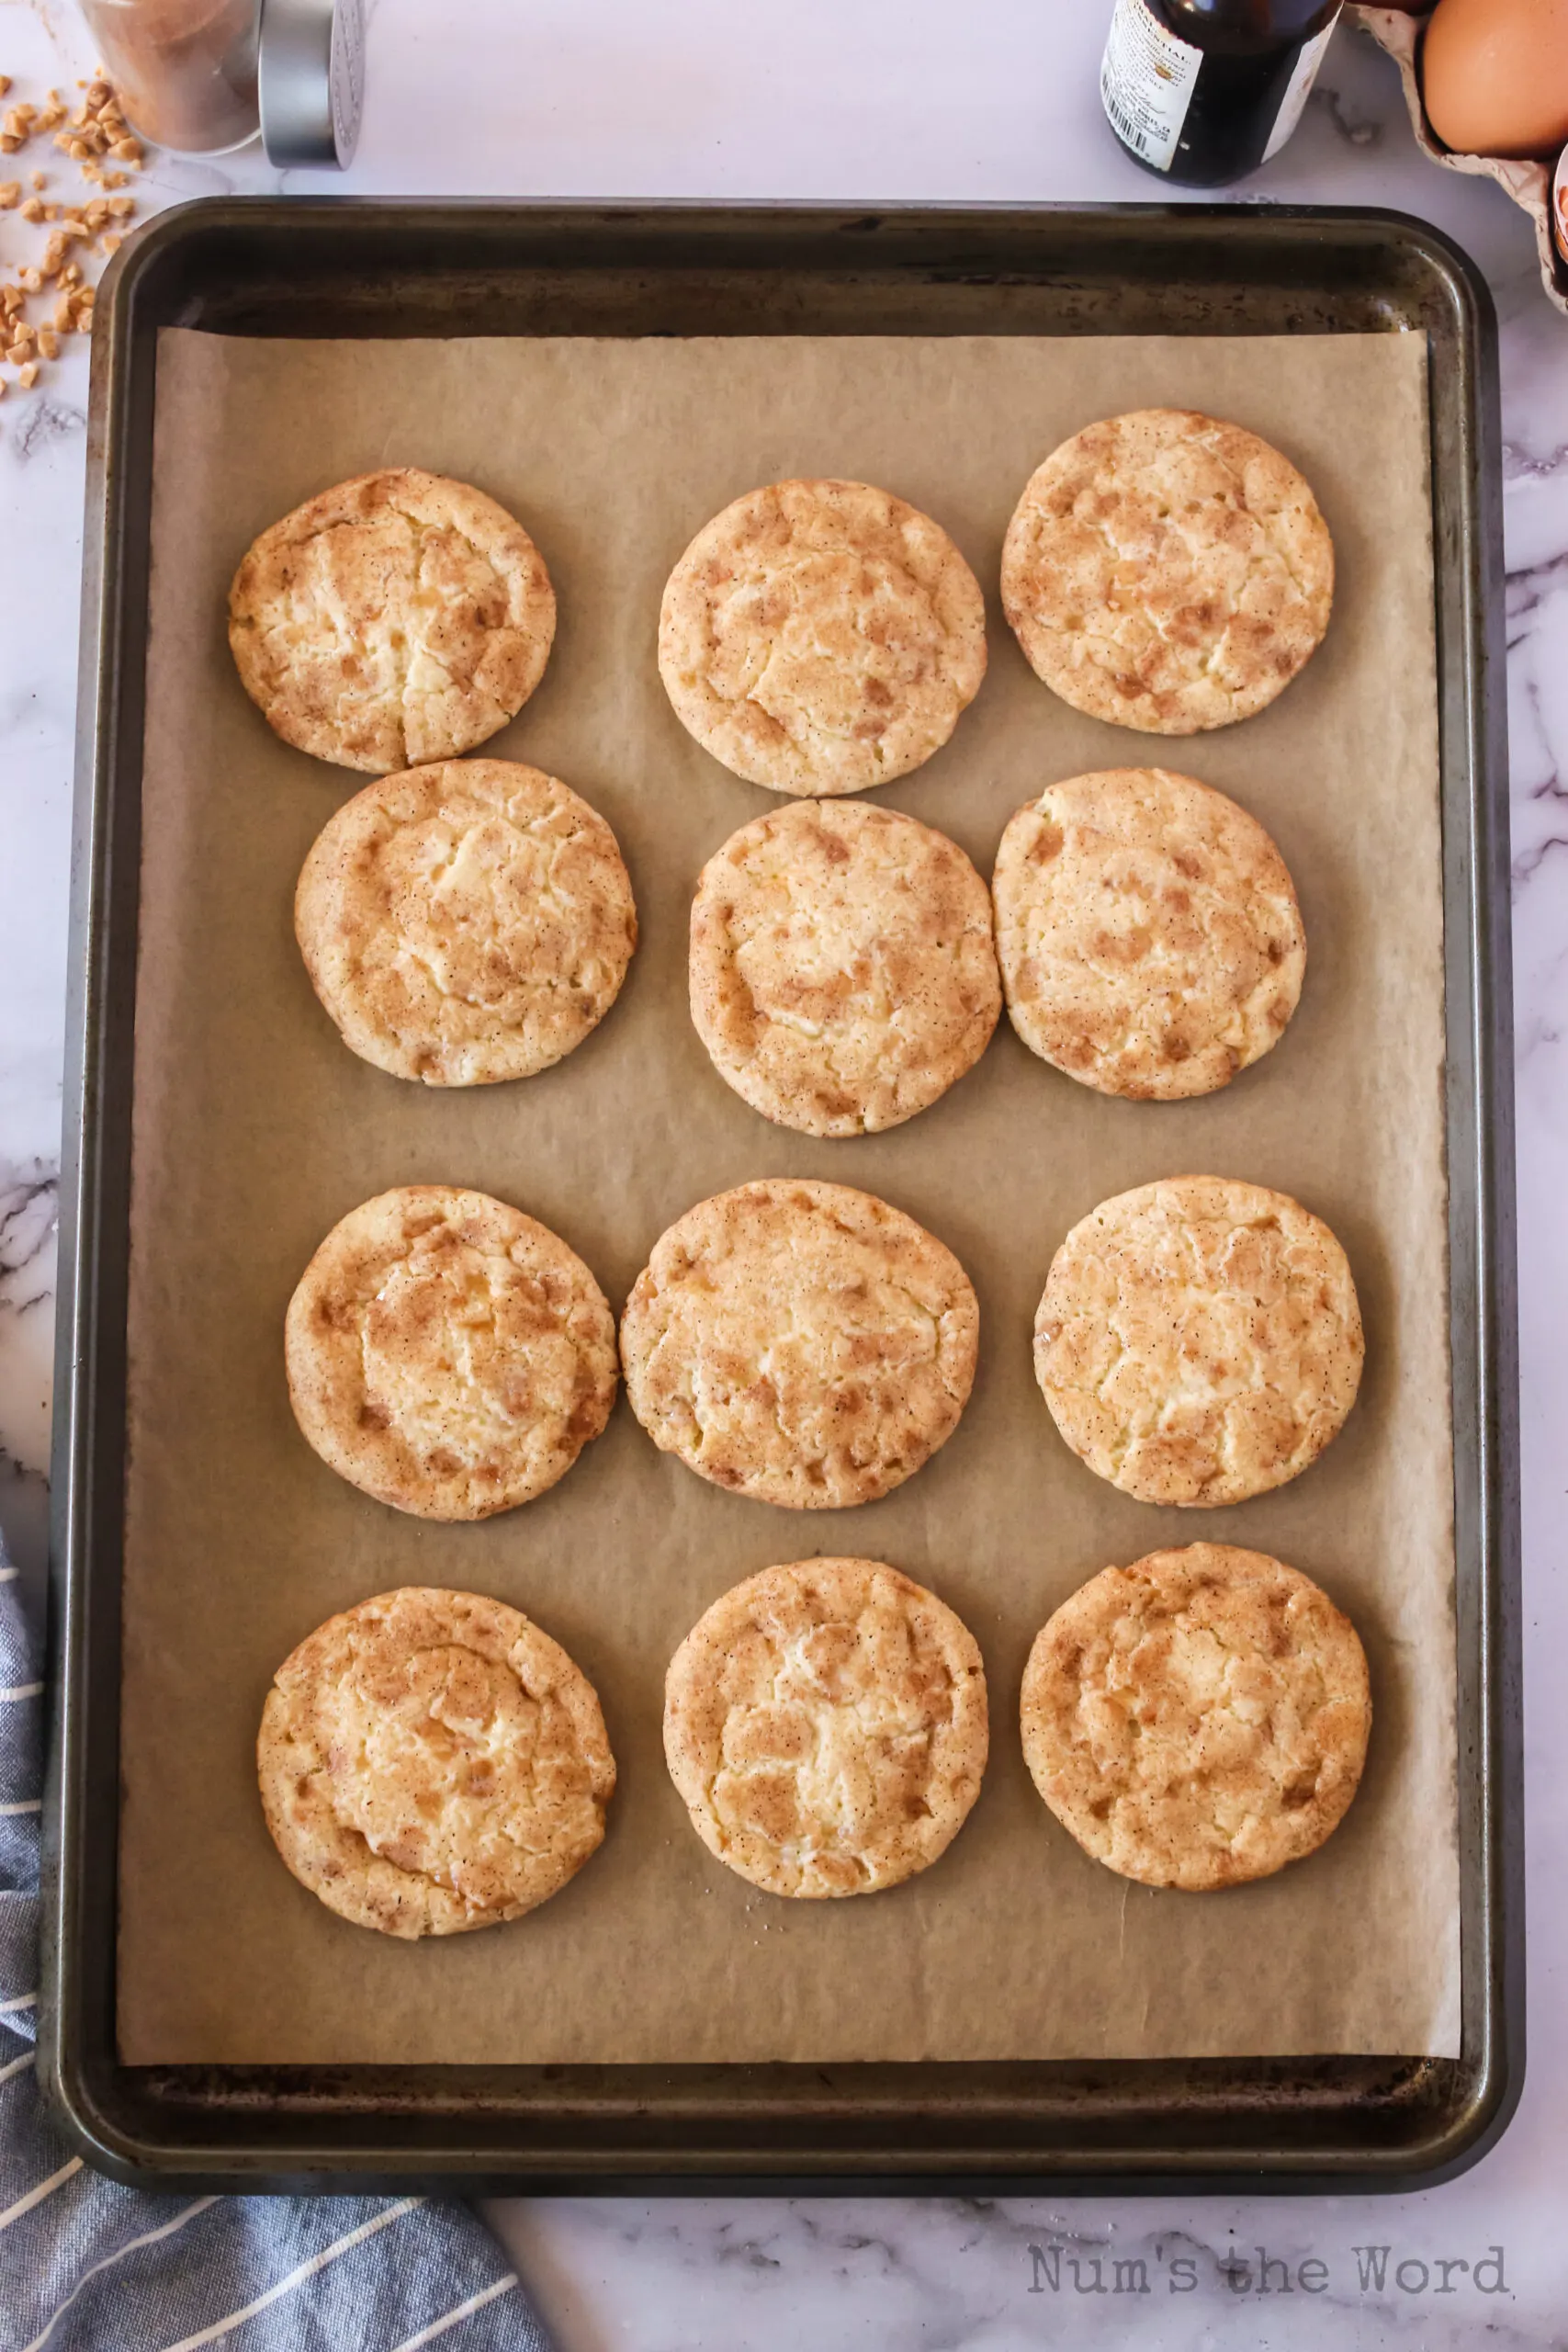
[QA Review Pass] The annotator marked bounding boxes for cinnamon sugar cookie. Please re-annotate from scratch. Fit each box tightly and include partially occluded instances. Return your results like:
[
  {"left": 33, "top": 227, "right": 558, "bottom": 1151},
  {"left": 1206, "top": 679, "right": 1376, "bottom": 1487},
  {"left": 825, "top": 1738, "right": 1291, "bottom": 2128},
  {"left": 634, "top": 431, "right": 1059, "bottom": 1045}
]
[
  {"left": 664, "top": 1557, "right": 987, "bottom": 1896},
  {"left": 992, "top": 766, "right": 1304, "bottom": 1099},
  {"left": 285, "top": 1186, "right": 616, "bottom": 1520},
  {"left": 230, "top": 468, "right": 556, "bottom": 771},
  {"left": 258, "top": 1587, "right": 615, "bottom": 1936},
  {"left": 1000, "top": 411, "right": 1333, "bottom": 733},
  {"left": 659, "top": 478, "right": 987, "bottom": 795},
  {"left": 1021, "top": 1544, "right": 1371, "bottom": 1890},
  {"left": 1034, "top": 1177, "right": 1363, "bottom": 1506},
  {"left": 621, "top": 1179, "right": 978, "bottom": 1509},
  {"left": 295, "top": 759, "right": 636, "bottom": 1085},
  {"left": 690, "top": 798, "right": 999, "bottom": 1134}
]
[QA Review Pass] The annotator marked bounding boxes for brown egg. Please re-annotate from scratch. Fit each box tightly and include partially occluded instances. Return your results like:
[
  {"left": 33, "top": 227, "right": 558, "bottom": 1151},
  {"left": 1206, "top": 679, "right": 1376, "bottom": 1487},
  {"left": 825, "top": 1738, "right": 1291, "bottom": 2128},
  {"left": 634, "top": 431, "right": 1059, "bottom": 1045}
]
[{"left": 1421, "top": 0, "right": 1568, "bottom": 159}]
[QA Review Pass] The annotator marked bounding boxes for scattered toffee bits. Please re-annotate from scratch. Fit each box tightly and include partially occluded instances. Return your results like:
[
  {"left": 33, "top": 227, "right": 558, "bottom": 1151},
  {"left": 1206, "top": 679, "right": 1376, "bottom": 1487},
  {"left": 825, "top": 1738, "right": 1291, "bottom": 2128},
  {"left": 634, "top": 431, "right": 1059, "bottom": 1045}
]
[{"left": 0, "top": 72, "right": 141, "bottom": 409}]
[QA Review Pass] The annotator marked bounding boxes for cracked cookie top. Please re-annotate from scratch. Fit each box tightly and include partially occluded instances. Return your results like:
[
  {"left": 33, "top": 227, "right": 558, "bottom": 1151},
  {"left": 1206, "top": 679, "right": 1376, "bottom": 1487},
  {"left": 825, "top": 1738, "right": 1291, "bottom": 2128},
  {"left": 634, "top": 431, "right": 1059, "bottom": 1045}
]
[
  {"left": 258, "top": 1587, "right": 615, "bottom": 1937},
  {"left": 229, "top": 467, "right": 557, "bottom": 772},
  {"left": 664, "top": 1556, "right": 988, "bottom": 1897},
  {"left": 1020, "top": 1544, "right": 1371, "bottom": 1891},
  {"left": 658, "top": 478, "right": 987, "bottom": 797},
  {"left": 621, "top": 1179, "right": 979, "bottom": 1510},
  {"left": 1000, "top": 411, "right": 1334, "bottom": 735},
  {"left": 1034, "top": 1176, "right": 1363, "bottom": 1508},
  {"left": 285, "top": 1185, "right": 617, "bottom": 1521},
  {"left": 992, "top": 766, "right": 1305, "bottom": 1101},
  {"left": 295, "top": 758, "right": 637, "bottom": 1086},
  {"left": 689, "top": 798, "right": 1000, "bottom": 1136}
]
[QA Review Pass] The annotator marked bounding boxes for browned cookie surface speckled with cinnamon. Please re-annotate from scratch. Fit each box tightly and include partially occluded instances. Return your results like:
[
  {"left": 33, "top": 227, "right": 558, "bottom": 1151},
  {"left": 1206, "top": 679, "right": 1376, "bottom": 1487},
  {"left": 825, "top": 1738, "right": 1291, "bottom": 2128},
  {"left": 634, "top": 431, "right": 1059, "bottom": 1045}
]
[
  {"left": 993, "top": 766, "right": 1304, "bottom": 1099},
  {"left": 1000, "top": 411, "right": 1333, "bottom": 734},
  {"left": 690, "top": 798, "right": 999, "bottom": 1135},
  {"left": 258, "top": 1587, "right": 615, "bottom": 1936},
  {"left": 621, "top": 1179, "right": 978, "bottom": 1509},
  {"left": 230, "top": 467, "right": 556, "bottom": 771},
  {"left": 285, "top": 1185, "right": 616, "bottom": 1520},
  {"left": 1034, "top": 1176, "right": 1363, "bottom": 1507},
  {"left": 665, "top": 1557, "right": 987, "bottom": 1896},
  {"left": 659, "top": 478, "right": 987, "bottom": 795},
  {"left": 1021, "top": 1544, "right": 1371, "bottom": 1890},
  {"left": 295, "top": 759, "right": 636, "bottom": 1085}
]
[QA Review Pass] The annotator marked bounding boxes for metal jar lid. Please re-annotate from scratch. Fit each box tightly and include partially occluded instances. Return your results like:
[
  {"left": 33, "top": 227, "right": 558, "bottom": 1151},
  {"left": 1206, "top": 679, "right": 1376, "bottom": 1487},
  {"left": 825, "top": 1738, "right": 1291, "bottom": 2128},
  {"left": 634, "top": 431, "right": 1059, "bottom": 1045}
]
[{"left": 258, "top": 0, "right": 365, "bottom": 168}]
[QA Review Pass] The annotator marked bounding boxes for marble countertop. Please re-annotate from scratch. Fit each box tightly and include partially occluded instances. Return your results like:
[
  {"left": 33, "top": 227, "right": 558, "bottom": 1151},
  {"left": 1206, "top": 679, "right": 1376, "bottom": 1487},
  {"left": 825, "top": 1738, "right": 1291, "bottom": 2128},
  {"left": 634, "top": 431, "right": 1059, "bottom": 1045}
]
[{"left": 1, "top": 1, "right": 1564, "bottom": 2342}]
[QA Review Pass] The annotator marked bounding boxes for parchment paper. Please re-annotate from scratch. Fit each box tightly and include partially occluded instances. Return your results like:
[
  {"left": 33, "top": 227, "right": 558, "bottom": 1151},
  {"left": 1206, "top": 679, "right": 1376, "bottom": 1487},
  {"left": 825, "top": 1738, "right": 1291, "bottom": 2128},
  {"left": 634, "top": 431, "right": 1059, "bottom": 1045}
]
[{"left": 118, "top": 327, "right": 1459, "bottom": 2064}]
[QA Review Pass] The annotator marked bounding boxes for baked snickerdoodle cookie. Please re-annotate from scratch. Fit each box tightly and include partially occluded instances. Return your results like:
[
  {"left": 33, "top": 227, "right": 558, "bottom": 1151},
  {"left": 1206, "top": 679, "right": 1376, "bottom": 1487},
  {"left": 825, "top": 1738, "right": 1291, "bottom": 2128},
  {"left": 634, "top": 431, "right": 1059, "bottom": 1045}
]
[
  {"left": 258, "top": 1586, "right": 615, "bottom": 1936},
  {"left": 1034, "top": 1176, "right": 1363, "bottom": 1507},
  {"left": 295, "top": 759, "right": 636, "bottom": 1085},
  {"left": 689, "top": 797, "right": 999, "bottom": 1134},
  {"left": 230, "top": 467, "right": 556, "bottom": 771},
  {"left": 285, "top": 1186, "right": 616, "bottom": 1520},
  {"left": 1020, "top": 1544, "right": 1371, "bottom": 1891},
  {"left": 659, "top": 478, "right": 987, "bottom": 795},
  {"left": 1000, "top": 410, "right": 1333, "bottom": 733},
  {"left": 664, "top": 1556, "right": 987, "bottom": 1896},
  {"left": 621, "top": 1179, "right": 978, "bottom": 1509},
  {"left": 992, "top": 766, "right": 1304, "bottom": 1099}
]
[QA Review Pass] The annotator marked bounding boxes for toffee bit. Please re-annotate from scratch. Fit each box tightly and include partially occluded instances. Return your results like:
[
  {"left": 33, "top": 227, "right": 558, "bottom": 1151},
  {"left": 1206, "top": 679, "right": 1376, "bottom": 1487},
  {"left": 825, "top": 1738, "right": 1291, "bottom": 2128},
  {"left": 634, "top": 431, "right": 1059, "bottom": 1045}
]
[{"left": 0, "top": 70, "right": 139, "bottom": 381}]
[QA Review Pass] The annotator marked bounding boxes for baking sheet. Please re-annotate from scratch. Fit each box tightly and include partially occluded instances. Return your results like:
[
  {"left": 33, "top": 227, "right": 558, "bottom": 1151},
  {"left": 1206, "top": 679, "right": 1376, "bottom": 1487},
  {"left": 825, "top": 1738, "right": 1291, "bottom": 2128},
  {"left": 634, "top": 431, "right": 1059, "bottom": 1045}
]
[{"left": 118, "top": 326, "right": 1458, "bottom": 2065}]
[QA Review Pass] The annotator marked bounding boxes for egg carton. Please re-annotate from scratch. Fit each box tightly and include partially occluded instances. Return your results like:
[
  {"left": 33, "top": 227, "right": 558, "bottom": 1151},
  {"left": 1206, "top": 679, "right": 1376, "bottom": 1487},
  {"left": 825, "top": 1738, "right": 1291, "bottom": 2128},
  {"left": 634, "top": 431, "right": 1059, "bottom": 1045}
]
[{"left": 1350, "top": 4, "right": 1568, "bottom": 316}]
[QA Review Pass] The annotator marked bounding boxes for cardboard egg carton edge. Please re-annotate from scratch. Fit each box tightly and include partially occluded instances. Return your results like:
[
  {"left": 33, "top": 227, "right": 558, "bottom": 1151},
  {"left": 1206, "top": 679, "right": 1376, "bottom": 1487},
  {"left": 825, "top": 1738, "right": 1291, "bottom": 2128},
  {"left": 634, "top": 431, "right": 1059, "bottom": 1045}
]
[{"left": 1349, "top": 4, "right": 1568, "bottom": 317}]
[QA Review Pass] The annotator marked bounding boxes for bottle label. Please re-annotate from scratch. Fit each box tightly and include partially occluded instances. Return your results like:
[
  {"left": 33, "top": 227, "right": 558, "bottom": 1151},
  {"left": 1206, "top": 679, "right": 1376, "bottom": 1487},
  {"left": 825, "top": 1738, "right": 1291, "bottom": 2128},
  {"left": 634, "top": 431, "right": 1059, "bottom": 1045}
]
[
  {"left": 1100, "top": 0, "right": 1202, "bottom": 175},
  {"left": 1262, "top": 14, "right": 1339, "bottom": 162}
]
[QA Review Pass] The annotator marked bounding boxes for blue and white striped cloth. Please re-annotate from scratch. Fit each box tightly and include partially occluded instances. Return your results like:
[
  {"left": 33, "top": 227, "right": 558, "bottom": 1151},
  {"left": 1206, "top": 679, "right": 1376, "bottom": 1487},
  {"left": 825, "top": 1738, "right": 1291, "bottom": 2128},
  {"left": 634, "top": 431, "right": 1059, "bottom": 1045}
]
[{"left": 0, "top": 1535, "right": 553, "bottom": 2352}]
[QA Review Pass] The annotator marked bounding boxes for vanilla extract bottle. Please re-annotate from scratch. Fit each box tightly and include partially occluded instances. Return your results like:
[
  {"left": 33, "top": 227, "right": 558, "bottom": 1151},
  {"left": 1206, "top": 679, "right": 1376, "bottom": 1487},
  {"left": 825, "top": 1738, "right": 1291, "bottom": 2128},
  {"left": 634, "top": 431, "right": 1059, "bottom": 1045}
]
[{"left": 1100, "top": 0, "right": 1343, "bottom": 187}]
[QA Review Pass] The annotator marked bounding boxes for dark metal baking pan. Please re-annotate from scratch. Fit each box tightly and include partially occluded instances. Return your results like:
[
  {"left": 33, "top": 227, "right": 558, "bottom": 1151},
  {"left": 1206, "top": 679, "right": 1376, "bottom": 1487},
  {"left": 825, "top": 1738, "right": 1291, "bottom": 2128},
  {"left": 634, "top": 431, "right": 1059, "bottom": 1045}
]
[{"left": 39, "top": 200, "right": 1520, "bottom": 2191}]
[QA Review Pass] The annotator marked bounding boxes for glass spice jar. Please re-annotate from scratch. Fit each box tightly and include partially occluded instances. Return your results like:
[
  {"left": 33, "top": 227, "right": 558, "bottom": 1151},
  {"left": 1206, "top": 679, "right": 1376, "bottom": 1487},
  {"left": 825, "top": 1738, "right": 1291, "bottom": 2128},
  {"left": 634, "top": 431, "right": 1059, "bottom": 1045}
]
[{"left": 77, "top": 0, "right": 260, "bottom": 154}]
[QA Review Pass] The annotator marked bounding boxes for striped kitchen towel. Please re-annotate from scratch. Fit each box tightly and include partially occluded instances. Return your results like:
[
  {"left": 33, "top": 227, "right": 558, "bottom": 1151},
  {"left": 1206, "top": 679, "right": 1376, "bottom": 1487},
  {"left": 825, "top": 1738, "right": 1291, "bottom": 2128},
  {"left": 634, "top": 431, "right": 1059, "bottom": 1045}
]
[{"left": 0, "top": 1537, "right": 552, "bottom": 2352}]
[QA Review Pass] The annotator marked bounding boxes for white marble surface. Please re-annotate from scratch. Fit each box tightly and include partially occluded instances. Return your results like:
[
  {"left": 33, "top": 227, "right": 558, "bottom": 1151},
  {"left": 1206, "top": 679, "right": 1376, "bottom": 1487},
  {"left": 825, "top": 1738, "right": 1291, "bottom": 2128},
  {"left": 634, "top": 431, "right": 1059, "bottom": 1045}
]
[{"left": 1, "top": 0, "right": 1564, "bottom": 2341}]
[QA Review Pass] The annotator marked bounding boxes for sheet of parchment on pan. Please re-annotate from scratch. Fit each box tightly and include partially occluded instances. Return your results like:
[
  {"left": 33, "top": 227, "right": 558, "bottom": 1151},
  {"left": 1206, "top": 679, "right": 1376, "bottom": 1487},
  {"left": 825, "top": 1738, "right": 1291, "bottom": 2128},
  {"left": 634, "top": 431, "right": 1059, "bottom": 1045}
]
[{"left": 117, "top": 327, "right": 1458, "bottom": 2064}]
